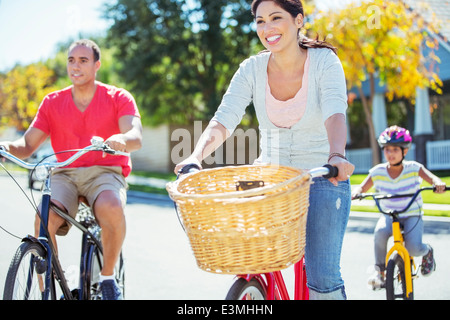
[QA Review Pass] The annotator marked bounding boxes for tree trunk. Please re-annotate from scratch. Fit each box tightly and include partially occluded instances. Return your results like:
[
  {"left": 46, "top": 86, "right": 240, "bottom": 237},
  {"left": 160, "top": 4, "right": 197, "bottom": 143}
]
[{"left": 357, "top": 86, "right": 380, "bottom": 166}]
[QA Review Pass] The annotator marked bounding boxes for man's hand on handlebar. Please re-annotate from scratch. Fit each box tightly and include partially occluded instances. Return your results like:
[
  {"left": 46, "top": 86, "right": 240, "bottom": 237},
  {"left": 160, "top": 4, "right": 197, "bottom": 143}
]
[{"left": 103, "top": 135, "right": 127, "bottom": 157}]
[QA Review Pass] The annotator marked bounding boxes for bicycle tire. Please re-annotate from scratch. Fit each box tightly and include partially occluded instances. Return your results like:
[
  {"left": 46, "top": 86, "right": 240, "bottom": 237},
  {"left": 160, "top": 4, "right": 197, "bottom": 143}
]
[
  {"left": 84, "top": 244, "right": 125, "bottom": 300},
  {"left": 225, "top": 278, "right": 267, "bottom": 300},
  {"left": 386, "top": 254, "right": 414, "bottom": 300},
  {"left": 3, "top": 241, "right": 55, "bottom": 300}
]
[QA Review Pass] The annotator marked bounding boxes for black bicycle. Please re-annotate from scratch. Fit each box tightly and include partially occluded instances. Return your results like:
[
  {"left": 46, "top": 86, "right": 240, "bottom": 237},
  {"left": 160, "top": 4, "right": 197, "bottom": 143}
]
[{"left": 1, "top": 137, "right": 127, "bottom": 300}]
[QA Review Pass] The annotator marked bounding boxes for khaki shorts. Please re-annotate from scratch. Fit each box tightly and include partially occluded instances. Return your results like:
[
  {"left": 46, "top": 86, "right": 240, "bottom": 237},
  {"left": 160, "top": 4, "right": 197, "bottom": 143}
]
[{"left": 49, "top": 166, "right": 128, "bottom": 236}]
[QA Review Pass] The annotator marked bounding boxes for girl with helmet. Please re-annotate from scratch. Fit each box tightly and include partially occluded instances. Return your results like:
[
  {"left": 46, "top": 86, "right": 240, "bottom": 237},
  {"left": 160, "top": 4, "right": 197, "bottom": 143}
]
[{"left": 352, "top": 125, "right": 446, "bottom": 290}]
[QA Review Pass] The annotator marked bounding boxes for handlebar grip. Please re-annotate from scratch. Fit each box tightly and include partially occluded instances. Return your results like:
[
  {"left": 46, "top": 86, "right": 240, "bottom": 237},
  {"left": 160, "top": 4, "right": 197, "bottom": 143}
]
[
  {"left": 178, "top": 163, "right": 201, "bottom": 175},
  {"left": 0, "top": 146, "right": 6, "bottom": 159},
  {"left": 322, "top": 164, "right": 339, "bottom": 179}
]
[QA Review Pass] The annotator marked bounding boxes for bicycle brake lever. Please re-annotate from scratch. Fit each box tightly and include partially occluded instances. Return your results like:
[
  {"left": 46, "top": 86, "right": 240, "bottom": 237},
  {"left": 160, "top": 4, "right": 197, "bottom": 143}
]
[{"left": 102, "top": 144, "right": 117, "bottom": 155}]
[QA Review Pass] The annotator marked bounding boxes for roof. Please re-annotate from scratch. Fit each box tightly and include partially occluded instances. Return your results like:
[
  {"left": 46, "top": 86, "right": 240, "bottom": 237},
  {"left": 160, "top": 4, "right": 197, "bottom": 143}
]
[{"left": 404, "top": 0, "right": 450, "bottom": 44}]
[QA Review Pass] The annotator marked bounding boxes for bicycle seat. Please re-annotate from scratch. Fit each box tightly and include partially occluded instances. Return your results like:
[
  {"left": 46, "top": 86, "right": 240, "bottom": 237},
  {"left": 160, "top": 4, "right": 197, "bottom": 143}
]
[{"left": 78, "top": 196, "right": 90, "bottom": 207}]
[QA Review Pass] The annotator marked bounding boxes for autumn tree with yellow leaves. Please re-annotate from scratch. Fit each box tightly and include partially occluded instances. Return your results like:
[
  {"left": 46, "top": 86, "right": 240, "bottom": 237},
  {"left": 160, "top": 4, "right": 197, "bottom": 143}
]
[
  {"left": 309, "top": 0, "right": 442, "bottom": 164},
  {"left": 0, "top": 63, "right": 58, "bottom": 131}
]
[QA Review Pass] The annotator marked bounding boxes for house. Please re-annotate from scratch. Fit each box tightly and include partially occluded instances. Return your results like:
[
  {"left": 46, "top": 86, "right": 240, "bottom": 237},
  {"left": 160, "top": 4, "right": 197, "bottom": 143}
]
[{"left": 347, "top": 0, "right": 450, "bottom": 172}]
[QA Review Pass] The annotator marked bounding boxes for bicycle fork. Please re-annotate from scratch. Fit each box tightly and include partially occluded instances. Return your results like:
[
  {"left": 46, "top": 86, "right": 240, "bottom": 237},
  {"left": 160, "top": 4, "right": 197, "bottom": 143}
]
[
  {"left": 267, "top": 258, "right": 308, "bottom": 300},
  {"left": 241, "top": 258, "right": 309, "bottom": 300},
  {"left": 36, "top": 190, "right": 73, "bottom": 299},
  {"left": 386, "top": 221, "right": 413, "bottom": 299}
]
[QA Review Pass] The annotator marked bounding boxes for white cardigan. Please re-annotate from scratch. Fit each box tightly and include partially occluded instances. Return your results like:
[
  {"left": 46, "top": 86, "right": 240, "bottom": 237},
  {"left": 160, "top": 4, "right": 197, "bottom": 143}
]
[{"left": 212, "top": 48, "right": 348, "bottom": 170}]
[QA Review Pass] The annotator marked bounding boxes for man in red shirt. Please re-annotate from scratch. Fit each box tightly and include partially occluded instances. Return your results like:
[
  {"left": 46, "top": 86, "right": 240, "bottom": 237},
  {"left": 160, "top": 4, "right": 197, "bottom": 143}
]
[{"left": 0, "top": 39, "right": 142, "bottom": 300}]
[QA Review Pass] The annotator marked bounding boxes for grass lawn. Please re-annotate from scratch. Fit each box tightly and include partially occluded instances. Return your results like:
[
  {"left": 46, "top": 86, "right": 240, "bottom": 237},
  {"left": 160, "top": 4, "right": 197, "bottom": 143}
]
[
  {"left": 350, "top": 174, "right": 450, "bottom": 205},
  {"left": 348, "top": 174, "right": 449, "bottom": 218}
]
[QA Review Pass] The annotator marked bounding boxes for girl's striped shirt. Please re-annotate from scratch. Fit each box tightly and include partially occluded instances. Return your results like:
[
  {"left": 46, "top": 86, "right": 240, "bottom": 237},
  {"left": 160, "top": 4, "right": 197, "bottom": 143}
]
[{"left": 369, "top": 161, "right": 424, "bottom": 217}]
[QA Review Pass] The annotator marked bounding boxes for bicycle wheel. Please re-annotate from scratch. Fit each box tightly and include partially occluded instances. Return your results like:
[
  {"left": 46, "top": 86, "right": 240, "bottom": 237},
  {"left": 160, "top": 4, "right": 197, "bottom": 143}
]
[
  {"left": 3, "top": 241, "right": 55, "bottom": 300},
  {"left": 386, "top": 254, "right": 413, "bottom": 300},
  {"left": 225, "top": 278, "right": 266, "bottom": 300},
  {"left": 84, "top": 244, "right": 125, "bottom": 300}
]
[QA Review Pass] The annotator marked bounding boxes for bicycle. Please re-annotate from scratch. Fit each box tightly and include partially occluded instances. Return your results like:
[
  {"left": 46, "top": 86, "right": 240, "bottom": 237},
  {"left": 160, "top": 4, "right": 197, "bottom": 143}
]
[
  {"left": 352, "top": 186, "right": 449, "bottom": 300},
  {"left": 1, "top": 137, "right": 128, "bottom": 300},
  {"left": 169, "top": 164, "right": 338, "bottom": 300}
]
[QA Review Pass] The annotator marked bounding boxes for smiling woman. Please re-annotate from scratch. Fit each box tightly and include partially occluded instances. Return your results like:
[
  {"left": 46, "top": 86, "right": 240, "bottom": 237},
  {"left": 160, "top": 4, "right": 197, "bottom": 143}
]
[
  {"left": 251, "top": 0, "right": 337, "bottom": 54},
  {"left": 174, "top": 0, "right": 354, "bottom": 300},
  {"left": 255, "top": 4, "right": 302, "bottom": 52}
]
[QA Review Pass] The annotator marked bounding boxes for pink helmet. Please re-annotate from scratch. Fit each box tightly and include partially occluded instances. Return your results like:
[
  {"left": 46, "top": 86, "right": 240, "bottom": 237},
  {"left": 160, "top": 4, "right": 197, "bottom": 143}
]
[{"left": 378, "top": 126, "right": 412, "bottom": 149}]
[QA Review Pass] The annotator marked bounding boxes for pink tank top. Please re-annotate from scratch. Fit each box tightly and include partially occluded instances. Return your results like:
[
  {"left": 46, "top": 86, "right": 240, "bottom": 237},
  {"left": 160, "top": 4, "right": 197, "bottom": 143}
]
[{"left": 266, "top": 53, "right": 309, "bottom": 128}]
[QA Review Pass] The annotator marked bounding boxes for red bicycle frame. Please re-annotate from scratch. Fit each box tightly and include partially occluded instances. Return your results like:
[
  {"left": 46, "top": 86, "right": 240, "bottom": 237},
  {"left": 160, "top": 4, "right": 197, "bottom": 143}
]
[{"left": 238, "top": 257, "right": 309, "bottom": 300}]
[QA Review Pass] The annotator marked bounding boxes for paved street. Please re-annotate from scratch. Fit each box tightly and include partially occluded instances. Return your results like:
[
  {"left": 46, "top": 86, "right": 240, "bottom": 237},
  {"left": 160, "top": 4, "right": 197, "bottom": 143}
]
[{"left": 1, "top": 174, "right": 449, "bottom": 300}]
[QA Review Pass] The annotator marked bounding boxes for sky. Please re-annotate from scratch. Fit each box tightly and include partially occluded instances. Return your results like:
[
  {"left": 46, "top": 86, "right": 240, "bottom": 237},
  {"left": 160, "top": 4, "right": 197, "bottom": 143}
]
[
  {"left": 0, "top": 0, "right": 350, "bottom": 73},
  {"left": 0, "top": 0, "right": 113, "bottom": 72}
]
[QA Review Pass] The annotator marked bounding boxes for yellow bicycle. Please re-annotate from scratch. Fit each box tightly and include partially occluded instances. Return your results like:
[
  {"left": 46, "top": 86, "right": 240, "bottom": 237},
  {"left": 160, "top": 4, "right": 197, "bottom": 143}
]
[{"left": 353, "top": 186, "right": 448, "bottom": 300}]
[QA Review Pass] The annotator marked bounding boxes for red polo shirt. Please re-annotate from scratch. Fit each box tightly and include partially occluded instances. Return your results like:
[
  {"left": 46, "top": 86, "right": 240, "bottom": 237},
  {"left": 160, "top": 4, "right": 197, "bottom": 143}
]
[{"left": 30, "top": 82, "right": 140, "bottom": 177}]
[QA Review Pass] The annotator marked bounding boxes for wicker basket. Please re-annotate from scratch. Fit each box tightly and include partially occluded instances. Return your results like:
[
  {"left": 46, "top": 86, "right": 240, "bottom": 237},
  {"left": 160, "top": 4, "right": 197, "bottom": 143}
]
[{"left": 166, "top": 165, "right": 311, "bottom": 274}]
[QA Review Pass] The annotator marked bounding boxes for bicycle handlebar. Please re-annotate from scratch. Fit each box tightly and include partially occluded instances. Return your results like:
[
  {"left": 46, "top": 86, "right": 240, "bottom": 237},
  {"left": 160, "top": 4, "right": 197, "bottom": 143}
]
[
  {"left": 0, "top": 136, "right": 129, "bottom": 171},
  {"left": 309, "top": 164, "right": 339, "bottom": 179},
  {"left": 353, "top": 186, "right": 449, "bottom": 215},
  {"left": 177, "top": 163, "right": 201, "bottom": 176},
  {"left": 177, "top": 163, "right": 339, "bottom": 179}
]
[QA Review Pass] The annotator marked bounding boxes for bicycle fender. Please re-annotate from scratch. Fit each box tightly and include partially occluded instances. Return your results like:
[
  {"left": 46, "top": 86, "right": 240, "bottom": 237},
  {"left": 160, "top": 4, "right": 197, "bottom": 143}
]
[
  {"left": 236, "top": 274, "right": 269, "bottom": 295},
  {"left": 22, "top": 234, "right": 43, "bottom": 244},
  {"left": 236, "top": 274, "right": 263, "bottom": 282},
  {"left": 21, "top": 235, "right": 49, "bottom": 253}
]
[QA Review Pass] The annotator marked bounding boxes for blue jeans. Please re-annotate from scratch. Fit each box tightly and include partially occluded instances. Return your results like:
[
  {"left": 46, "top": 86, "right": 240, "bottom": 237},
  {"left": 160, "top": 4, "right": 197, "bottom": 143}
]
[{"left": 305, "top": 177, "right": 351, "bottom": 300}]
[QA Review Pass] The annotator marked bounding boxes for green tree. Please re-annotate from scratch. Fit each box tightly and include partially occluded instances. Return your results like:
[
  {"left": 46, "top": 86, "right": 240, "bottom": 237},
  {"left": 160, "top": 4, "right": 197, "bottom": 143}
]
[
  {"left": 310, "top": 0, "right": 442, "bottom": 164},
  {"left": 105, "top": 0, "right": 259, "bottom": 126}
]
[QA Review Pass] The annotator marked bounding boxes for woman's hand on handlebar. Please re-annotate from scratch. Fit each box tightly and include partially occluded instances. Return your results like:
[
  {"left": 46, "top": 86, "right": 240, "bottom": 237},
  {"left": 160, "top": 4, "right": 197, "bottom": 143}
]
[{"left": 328, "top": 156, "right": 355, "bottom": 186}]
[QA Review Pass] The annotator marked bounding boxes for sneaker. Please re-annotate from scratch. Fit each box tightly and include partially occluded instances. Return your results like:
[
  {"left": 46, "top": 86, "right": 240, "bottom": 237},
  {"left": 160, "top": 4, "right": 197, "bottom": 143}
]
[
  {"left": 100, "top": 279, "right": 123, "bottom": 300},
  {"left": 368, "top": 271, "right": 385, "bottom": 290},
  {"left": 421, "top": 245, "right": 436, "bottom": 276}
]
